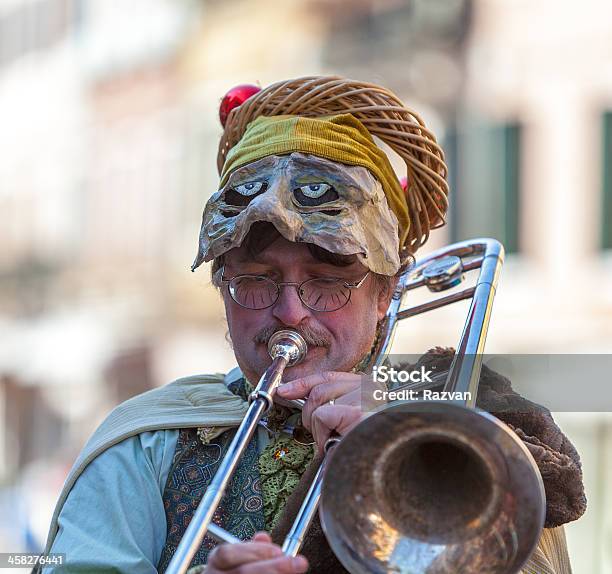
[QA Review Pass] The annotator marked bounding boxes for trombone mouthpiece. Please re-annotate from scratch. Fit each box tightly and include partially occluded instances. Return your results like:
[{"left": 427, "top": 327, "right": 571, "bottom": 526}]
[{"left": 267, "top": 330, "right": 308, "bottom": 366}]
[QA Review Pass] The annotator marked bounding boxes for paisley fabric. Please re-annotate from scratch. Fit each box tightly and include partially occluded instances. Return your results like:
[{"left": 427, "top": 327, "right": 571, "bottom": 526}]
[{"left": 156, "top": 427, "right": 264, "bottom": 572}]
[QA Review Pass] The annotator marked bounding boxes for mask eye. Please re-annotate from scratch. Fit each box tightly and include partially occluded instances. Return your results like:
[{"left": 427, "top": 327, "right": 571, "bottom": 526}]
[
  {"left": 297, "top": 183, "right": 331, "bottom": 198},
  {"left": 293, "top": 183, "right": 339, "bottom": 209},
  {"left": 224, "top": 180, "right": 267, "bottom": 207},
  {"left": 234, "top": 181, "right": 265, "bottom": 196}
]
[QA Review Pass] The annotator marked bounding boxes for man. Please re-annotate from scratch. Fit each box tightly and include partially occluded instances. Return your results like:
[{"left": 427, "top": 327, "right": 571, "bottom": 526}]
[{"left": 39, "top": 77, "right": 585, "bottom": 573}]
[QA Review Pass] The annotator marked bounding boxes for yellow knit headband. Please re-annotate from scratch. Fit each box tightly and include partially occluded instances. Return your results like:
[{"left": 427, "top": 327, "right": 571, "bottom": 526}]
[
  {"left": 219, "top": 113, "right": 411, "bottom": 248},
  {"left": 217, "top": 76, "right": 450, "bottom": 256}
]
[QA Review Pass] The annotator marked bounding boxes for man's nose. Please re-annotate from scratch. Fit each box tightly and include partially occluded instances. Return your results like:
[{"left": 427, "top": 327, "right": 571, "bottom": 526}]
[{"left": 271, "top": 284, "right": 311, "bottom": 327}]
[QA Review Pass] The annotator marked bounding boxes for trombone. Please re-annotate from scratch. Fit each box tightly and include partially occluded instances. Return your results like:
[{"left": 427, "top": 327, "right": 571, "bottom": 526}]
[{"left": 166, "top": 238, "right": 546, "bottom": 574}]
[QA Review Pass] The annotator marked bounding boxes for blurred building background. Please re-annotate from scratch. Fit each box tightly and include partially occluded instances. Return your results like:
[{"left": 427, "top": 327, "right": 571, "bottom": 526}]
[{"left": 0, "top": 0, "right": 611, "bottom": 571}]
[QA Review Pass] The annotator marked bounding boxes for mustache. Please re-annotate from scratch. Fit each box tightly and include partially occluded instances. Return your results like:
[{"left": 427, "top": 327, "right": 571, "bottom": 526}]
[{"left": 254, "top": 324, "right": 332, "bottom": 348}]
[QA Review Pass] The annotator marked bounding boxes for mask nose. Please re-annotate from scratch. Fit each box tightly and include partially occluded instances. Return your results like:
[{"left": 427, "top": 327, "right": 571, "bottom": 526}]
[{"left": 245, "top": 176, "right": 302, "bottom": 232}]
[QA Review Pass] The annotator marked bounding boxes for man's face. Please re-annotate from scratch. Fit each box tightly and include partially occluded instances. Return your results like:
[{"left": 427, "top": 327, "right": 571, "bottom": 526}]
[{"left": 221, "top": 236, "right": 392, "bottom": 384}]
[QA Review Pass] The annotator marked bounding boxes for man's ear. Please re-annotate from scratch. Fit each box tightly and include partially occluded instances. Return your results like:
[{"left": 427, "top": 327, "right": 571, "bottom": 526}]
[{"left": 376, "top": 275, "right": 399, "bottom": 321}]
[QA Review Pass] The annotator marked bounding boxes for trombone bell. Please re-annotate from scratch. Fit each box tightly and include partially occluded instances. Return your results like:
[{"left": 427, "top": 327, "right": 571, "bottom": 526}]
[{"left": 320, "top": 402, "right": 546, "bottom": 574}]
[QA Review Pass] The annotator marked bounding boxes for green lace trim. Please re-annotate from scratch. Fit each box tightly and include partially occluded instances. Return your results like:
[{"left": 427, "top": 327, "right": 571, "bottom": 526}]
[
  {"left": 242, "top": 379, "right": 315, "bottom": 530},
  {"left": 259, "top": 434, "right": 315, "bottom": 530}
]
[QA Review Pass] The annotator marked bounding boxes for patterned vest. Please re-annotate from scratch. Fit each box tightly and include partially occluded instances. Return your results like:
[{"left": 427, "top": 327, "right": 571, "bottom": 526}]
[{"left": 156, "top": 379, "right": 265, "bottom": 572}]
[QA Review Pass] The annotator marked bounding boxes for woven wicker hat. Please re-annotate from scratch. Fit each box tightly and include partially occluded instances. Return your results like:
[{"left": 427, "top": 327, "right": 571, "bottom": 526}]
[{"left": 192, "top": 76, "right": 449, "bottom": 274}]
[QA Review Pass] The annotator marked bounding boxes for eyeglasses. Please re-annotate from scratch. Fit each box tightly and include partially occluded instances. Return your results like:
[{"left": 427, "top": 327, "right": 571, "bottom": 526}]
[{"left": 220, "top": 267, "right": 371, "bottom": 312}]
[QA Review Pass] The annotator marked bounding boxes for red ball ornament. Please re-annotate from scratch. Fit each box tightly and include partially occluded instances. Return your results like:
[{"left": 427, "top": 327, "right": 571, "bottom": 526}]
[{"left": 219, "top": 84, "right": 261, "bottom": 127}]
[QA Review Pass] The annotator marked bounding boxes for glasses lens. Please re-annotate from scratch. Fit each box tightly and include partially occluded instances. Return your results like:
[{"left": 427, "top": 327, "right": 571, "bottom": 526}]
[
  {"left": 300, "top": 278, "right": 351, "bottom": 312},
  {"left": 229, "top": 276, "right": 278, "bottom": 309}
]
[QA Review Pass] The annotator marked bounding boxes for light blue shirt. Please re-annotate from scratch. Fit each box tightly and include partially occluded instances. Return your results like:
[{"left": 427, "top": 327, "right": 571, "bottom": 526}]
[
  {"left": 49, "top": 429, "right": 179, "bottom": 573},
  {"left": 47, "top": 368, "right": 280, "bottom": 573}
]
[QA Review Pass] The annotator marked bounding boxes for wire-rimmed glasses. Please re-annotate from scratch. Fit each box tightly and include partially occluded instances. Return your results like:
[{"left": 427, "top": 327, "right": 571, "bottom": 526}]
[{"left": 220, "top": 267, "right": 371, "bottom": 312}]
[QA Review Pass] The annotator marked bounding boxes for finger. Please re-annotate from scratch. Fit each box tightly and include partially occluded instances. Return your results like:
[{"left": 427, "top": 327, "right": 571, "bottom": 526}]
[
  {"left": 251, "top": 532, "right": 272, "bottom": 543},
  {"left": 226, "top": 555, "right": 308, "bottom": 574},
  {"left": 301, "top": 380, "right": 361, "bottom": 430},
  {"left": 336, "top": 387, "right": 362, "bottom": 406},
  {"left": 311, "top": 404, "right": 363, "bottom": 455},
  {"left": 277, "top": 372, "right": 359, "bottom": 399},
  {"left": 208, "top": 540, "right": 283, "bottom": 569}
]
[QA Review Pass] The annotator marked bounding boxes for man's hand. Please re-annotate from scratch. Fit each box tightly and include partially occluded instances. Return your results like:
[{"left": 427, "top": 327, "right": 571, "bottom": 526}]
[
  {"left": 277, "top": 372, "right": 372, "bottom": 453},
  {"left": 206, "top": 532, "right": 308, "bottom": 573}
]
